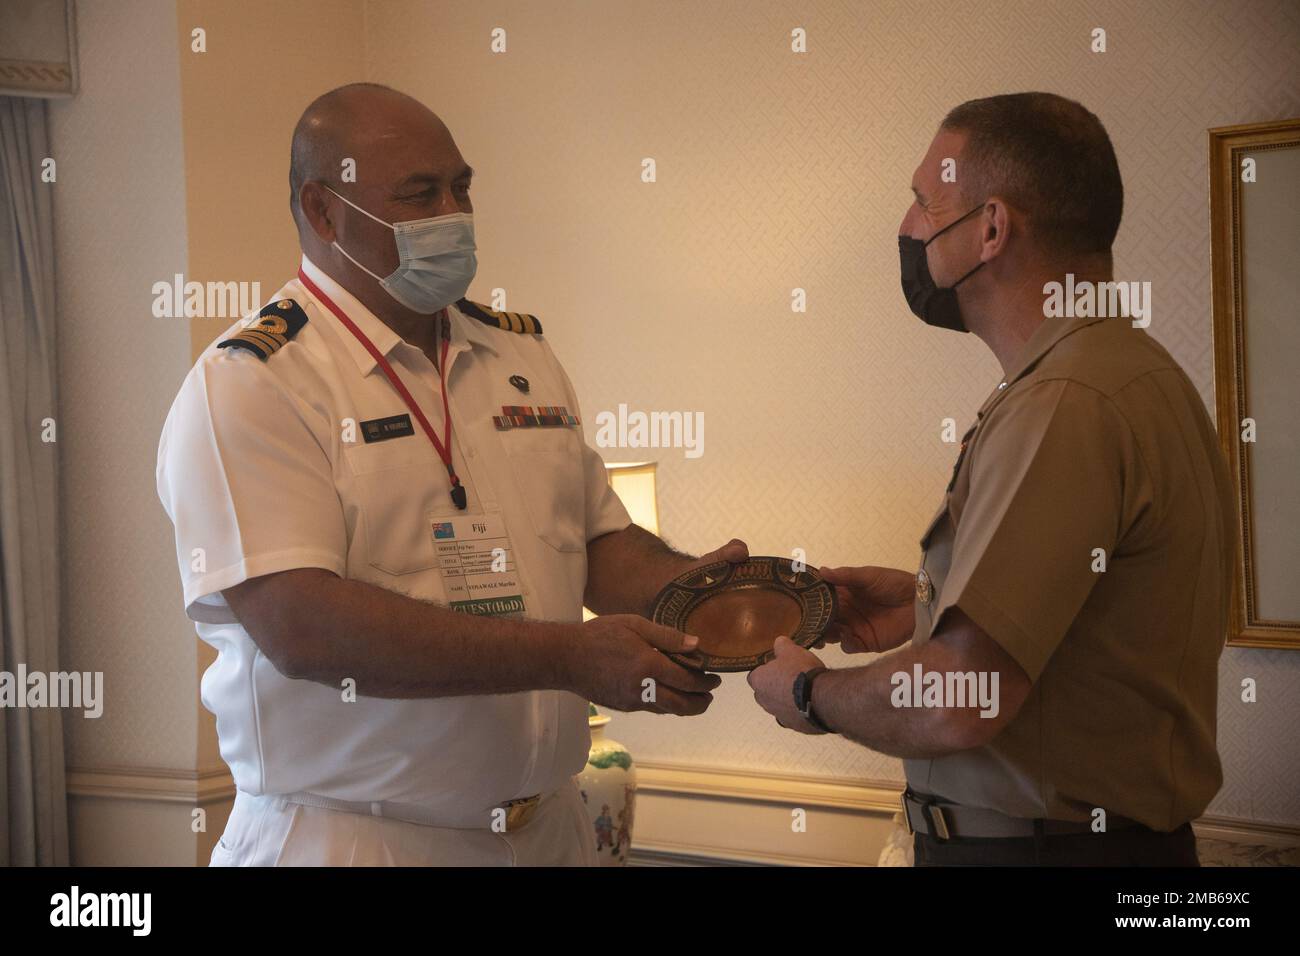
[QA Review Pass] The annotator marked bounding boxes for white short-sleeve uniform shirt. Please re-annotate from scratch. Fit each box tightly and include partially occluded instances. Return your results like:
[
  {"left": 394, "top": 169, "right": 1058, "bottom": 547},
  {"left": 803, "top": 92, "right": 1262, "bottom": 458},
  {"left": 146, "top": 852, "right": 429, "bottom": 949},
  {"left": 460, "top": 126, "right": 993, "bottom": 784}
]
[{"left": 156, "top": 255, "right": 630, "bottom": 820}]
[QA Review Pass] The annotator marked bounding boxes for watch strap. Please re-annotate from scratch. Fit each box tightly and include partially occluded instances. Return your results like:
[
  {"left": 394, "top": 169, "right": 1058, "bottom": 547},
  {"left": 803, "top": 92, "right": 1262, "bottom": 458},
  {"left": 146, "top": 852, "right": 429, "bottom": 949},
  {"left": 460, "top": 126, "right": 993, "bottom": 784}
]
[{"left": 794, "top": 666, "right": 831, "bottom": 733}]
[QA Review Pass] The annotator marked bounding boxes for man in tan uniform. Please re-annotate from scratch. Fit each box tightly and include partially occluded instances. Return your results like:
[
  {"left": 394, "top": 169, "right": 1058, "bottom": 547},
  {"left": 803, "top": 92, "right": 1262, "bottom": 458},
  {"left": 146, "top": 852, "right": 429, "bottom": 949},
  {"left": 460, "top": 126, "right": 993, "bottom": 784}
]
[{"left": 749, "top": 92, "right": 1234, "bottom": 866}]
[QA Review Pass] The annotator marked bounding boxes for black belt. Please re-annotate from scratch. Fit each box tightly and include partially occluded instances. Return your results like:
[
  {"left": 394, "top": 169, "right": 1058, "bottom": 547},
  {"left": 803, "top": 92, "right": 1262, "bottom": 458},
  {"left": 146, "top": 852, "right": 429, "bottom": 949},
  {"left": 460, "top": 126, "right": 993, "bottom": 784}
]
[{"left": 902, "top": 787, "right": 1142, "bottom": 841}]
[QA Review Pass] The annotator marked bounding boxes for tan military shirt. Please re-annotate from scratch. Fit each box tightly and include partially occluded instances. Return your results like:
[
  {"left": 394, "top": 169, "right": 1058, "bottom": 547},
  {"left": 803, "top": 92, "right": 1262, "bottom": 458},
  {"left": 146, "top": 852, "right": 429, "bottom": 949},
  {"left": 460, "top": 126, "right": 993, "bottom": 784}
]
[{"left": 904, "top": 312, "right": 1234, "bottom": 831}]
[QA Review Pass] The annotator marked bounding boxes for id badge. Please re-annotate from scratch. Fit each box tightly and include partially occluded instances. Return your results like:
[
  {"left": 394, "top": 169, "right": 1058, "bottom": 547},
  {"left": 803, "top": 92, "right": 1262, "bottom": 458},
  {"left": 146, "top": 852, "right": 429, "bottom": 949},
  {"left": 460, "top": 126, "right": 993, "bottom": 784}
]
[{"left": 430, "top": 512, "right": 527, "bottom": 617}]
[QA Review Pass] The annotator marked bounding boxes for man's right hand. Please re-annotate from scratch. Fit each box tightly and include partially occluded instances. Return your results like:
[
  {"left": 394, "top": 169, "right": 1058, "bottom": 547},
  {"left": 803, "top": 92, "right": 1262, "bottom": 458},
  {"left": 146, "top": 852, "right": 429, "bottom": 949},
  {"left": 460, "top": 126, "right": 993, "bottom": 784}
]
[
  {"left": 818, "top": 565, "right": 917, "bottom": 654},
  {"left": 561, "top": 615, "right": 721, "bottom": 715}
]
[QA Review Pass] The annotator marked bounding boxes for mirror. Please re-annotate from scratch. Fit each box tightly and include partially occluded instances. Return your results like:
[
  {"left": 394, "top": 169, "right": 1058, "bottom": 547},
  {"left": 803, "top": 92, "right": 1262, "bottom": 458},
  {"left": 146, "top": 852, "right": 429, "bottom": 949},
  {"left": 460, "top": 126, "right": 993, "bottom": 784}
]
[{"left": 1209, "top": 117, "right": 1300, "bottom": 648}]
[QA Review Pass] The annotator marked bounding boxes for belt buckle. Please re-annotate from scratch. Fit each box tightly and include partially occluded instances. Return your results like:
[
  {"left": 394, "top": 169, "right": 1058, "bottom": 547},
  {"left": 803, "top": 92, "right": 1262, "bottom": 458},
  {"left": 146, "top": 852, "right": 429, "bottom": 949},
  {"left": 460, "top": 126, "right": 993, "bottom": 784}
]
[
  {"left": 903, "top": 788, "right": 952, "bottom": 841},
  {"left": 924, "top": 802, "right": 952, "bottom": 841},
  {"left": 502, "top": 794, "right": 541, "bottom": 831}
]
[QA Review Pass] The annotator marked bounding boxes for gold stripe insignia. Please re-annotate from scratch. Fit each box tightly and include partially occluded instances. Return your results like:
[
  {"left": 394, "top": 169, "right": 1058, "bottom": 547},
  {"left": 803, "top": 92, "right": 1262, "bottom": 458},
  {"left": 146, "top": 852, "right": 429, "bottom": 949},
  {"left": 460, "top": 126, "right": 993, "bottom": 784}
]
[
  {"left": 218, "top": 297, "right": 309, "bottom": 360},
  {"left": 240, "top": 329, "right": 285, "bottom": 351},
  {"left": 456, "top": 298, "right": 543, "bottom": 335}
]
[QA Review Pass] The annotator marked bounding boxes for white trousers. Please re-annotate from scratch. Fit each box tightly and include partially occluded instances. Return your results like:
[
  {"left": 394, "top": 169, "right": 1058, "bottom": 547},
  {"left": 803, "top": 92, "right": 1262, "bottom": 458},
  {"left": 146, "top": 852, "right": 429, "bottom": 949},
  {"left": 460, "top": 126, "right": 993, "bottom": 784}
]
[{"left": 210, "top": 778, "right": 598, "bottom": 866}]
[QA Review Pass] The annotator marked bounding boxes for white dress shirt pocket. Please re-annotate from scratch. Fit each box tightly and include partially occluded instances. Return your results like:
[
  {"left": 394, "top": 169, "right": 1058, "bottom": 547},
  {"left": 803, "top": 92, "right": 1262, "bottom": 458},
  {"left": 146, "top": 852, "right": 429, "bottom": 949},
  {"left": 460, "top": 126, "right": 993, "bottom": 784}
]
[
  {"left": 499, "top": 428, "right": 587, "bottom": 553},
  {"left": 344, "top": 439, "right": 441, "bottom": 575}
]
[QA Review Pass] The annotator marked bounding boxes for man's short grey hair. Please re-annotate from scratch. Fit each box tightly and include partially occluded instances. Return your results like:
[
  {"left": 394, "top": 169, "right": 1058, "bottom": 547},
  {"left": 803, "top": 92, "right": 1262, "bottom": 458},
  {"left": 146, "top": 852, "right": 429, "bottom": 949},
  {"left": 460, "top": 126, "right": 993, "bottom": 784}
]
[{"left": 941, "top": 92, "right": 1123, "bottom": 259}]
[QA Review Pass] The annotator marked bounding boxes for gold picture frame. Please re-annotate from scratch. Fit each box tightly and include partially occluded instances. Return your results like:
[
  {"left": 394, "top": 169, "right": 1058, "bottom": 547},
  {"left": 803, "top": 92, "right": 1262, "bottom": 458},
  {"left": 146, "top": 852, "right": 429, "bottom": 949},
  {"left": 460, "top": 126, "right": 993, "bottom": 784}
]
[{"left": 1209, "top": 117, "right": 1300, "bottom": 649}]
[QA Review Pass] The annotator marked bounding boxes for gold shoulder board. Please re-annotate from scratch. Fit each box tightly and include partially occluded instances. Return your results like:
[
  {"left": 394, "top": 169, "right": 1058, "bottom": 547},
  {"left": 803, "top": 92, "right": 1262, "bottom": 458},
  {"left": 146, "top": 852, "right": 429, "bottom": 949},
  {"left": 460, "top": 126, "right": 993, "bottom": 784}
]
[
  {"left": 218, "top": 298, "right": 309, "bottom": 360},
  {"left": 456, "top": 298, "right": 543, "bottom": 335}
]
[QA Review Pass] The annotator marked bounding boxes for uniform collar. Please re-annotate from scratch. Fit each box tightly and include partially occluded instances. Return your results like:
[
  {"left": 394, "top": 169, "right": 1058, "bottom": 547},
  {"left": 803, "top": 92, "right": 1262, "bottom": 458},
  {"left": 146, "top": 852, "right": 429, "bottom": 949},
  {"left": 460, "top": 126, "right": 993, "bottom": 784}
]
[
  {"left": 298, "top": 255, "right": 502, "bottom": 375},
  {"left": 978, "top": 312, "right": 1110, "bottom": 416},
  {"left": 298, "top": 255, "right": 404, "bottom": 377},
  {"left": 448, "top": 301, "right": 500, "bottom": 356},
  {"left": 1000, "top": 312, "right": 1110, "bottom": 388}
]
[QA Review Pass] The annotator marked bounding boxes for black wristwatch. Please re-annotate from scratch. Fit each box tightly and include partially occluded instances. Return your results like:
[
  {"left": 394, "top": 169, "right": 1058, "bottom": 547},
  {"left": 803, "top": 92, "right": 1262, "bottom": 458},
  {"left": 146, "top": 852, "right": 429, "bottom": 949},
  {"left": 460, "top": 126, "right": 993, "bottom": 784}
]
[{"left": 792, "top": 666, "right": 831, "bottom": 733}]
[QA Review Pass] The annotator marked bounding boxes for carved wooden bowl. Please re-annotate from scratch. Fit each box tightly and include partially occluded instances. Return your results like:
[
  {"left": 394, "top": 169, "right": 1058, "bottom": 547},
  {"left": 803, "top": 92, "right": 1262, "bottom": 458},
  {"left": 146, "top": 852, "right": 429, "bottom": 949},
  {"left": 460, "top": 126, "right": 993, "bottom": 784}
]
[{"left": 650, "top": 556, "right": 837, "bottom": 672}]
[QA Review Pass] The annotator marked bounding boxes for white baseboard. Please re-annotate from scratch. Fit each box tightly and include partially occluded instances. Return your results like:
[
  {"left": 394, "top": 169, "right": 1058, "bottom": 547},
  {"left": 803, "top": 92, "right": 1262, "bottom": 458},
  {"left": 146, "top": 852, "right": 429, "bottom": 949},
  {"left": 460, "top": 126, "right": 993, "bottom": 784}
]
[
  {"left": 63, "top": 762, "right": 1300, "bottom": 867},
  {"left": 66, "top": 765, "right": 236, "bottom": 804},
  {"left": 630, "top": 760, "right": 901, "bottom": 866},
  {"left": 1193, "top": 815, "right": 1300, "bottom": 846},
  {"left": 630, "top": 760, "right": 1300, "bottom": 867},
  {"left": 66, "top": 765, "right": 235, "bottom": 866}
]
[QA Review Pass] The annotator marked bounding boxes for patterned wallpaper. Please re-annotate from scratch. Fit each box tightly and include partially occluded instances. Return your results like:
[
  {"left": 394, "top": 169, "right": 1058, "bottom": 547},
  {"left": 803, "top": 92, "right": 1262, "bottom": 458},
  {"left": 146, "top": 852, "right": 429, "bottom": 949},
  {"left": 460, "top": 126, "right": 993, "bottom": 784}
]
[
  {"left": 369, "top": 0, "right": 1300, "bottom": 826},
  {"left": 50, "top": 0, "right": 198, "bottom": 769}
]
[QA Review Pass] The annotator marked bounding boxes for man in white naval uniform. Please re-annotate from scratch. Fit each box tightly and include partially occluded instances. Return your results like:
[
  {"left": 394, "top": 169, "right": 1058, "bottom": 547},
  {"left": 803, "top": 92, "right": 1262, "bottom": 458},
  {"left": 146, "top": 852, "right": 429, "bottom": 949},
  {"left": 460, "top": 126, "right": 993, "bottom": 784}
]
[{"left": 157, "top": 83, "right": 743, "bottom": 866}]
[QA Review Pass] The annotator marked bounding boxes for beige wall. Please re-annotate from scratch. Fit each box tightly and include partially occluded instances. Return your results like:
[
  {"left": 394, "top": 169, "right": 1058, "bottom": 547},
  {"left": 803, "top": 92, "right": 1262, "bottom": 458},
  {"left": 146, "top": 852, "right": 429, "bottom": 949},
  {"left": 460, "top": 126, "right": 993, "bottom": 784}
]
[
  {"left": 177, "top": 0, "right": 367, "bottom": 365},
  {"left": 49, "top": 0, "right": 365, "bottom": 865},
  {"left": 50, "top": 0, "right": 201, "bottom": 865},
  {"left": 365, "top": 0, "right": 1300, "bottom": 833}
]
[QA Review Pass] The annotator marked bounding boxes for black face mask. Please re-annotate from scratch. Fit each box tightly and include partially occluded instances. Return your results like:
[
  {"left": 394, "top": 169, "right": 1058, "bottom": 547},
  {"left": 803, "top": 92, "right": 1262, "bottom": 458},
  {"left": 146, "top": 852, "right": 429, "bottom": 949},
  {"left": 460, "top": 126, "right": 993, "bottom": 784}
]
[{"left": 898, "top": 204, "right": 985, "bottom": 333}]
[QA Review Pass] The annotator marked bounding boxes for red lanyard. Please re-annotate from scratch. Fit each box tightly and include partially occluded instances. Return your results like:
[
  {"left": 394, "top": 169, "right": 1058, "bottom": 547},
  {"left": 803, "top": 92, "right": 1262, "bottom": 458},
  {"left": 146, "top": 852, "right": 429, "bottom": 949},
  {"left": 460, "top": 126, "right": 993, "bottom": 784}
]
[{"left": 298, "top": 268, "right": 468, "bottom": 510}]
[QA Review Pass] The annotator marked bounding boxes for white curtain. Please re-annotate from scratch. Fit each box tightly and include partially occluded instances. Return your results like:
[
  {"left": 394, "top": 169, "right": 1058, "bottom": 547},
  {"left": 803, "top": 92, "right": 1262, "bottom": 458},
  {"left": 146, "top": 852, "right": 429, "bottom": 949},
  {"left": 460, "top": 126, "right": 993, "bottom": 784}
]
[{"left": 0, "top": 95, "right": 68, "bottom": 866}]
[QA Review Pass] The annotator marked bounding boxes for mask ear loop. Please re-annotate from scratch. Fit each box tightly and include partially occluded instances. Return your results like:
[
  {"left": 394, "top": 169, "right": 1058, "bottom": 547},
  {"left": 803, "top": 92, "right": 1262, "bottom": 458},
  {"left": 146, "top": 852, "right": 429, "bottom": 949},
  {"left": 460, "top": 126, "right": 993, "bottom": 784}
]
[
  {"left": 324, "top": 184, "right": 396, "bottom": 282},
  {"left": 923, "top": 202, "right": 986, "bottom": 247},
  {"left": 951, "top": 260, "right": 985, "bottom": 288},
  {"left": 324, "top": 184, "right": 396, "bottom": 229},
  {"left": 925, "top": 202, "right": 988, "bottom": 289},
  {"left": 332, "top": 239, "right": 386, "bottom": 282}
]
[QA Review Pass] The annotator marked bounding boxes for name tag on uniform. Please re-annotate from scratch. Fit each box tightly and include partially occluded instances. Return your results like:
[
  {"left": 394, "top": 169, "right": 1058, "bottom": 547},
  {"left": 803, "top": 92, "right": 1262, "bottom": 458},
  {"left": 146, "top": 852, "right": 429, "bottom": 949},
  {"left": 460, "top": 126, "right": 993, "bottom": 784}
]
[
  {"left": 361, "top": 413, "right": 415, "bottom": 443},
  {"left": 431, "top": 513, "right": 527, "bottom": 617}
]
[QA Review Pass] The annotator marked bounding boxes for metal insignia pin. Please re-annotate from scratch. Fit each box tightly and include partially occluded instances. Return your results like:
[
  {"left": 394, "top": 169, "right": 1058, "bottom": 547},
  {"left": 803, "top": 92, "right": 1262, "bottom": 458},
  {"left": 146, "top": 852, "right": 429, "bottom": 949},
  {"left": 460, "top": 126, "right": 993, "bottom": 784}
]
[{"left": 509, "top": 374, "right": 530, "bottom": 394}]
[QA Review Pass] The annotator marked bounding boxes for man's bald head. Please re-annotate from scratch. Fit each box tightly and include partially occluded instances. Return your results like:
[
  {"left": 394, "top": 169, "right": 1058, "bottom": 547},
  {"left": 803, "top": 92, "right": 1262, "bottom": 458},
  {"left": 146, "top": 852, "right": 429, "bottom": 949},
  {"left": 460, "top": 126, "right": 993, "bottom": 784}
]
[
  {"left": 288, "top": 83, "right": 474, "bottom": 327},
  {"left": 288, "top": 83, "right": 454, "bottom": 230}
]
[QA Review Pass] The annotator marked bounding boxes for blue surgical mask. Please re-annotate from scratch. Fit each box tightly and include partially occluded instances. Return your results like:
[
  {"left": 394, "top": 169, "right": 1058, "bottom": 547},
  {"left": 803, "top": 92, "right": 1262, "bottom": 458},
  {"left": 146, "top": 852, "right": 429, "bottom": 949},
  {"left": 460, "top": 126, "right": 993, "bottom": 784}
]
[{"left": 327, "top": 185, "right": 477, "bottom": 313}]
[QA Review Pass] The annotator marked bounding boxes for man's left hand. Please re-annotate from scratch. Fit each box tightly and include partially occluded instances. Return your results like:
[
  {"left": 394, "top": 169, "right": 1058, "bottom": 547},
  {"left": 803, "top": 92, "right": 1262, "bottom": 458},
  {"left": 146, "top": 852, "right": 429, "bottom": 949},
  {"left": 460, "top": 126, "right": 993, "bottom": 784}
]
[{"left": 748, "top": 636, "right": 827, "bottom": 734}]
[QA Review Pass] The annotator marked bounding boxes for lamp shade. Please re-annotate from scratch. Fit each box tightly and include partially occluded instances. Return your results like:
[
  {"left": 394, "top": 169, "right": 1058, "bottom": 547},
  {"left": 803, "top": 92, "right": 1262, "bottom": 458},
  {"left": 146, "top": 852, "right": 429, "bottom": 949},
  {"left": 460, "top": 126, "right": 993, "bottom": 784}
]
[
  {"left": 583, "top": 462, "right": 659, "bottom": 622},
  {"left": 604, "top": 461, "right": 659, "bottom": 536}
]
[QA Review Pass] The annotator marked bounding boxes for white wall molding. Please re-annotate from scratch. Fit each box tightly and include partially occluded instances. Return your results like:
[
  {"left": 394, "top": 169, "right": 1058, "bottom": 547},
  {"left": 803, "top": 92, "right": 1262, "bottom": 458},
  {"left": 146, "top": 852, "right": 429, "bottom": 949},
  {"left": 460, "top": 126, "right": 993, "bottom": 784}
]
[
  {"left": 629, "top": 760, "right": 1300, "bottom": 867},
  {"left": 66, "top": 765, "right": 236, "bottom": 866},
  {"left": 631, "top": 760, "right": 899, "bottom": 866},
  {"left": 1194, "top": 814, "right": 1300, "bottom": 846},
  {"left": 64, "top": 765, "right": 234, "bottom": 866},
  {"left": 636, "top": 760, "right": 902, "bottom": 813},
  {"left": 66, "top": 765, "right": 235, "bottom": 806},
  {"left": 65, "top": 761, "right": 1299, "bottom": 866}
]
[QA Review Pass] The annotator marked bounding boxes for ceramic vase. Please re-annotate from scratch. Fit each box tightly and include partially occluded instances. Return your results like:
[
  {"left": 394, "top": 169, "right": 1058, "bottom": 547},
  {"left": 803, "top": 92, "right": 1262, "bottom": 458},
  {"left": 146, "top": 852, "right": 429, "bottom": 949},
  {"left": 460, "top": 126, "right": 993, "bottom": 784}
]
[{"left": 578, "top": 705, "right": 637, "bottom": 865}]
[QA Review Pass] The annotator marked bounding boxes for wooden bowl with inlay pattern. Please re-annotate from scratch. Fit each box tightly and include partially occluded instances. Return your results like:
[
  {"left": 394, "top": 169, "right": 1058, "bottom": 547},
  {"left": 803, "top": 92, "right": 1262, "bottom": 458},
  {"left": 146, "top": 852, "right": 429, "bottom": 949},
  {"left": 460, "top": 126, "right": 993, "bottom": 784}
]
[{"left": 650, "top": 557, "right": 837, "bottom": 672}]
